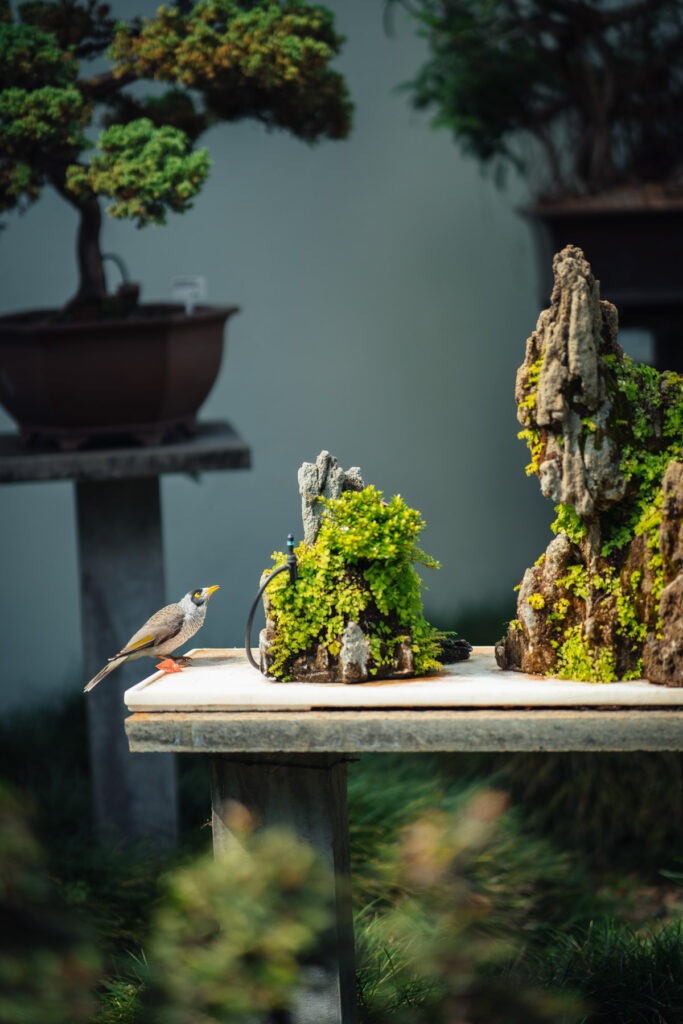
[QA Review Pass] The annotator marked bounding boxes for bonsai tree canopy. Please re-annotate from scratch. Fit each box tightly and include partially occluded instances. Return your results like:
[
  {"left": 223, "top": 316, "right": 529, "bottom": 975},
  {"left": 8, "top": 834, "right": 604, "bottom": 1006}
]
[
  {"left": 0, "top": 0, "right": 353, "bottom": 312},
  {"left": 389, "top": 0, "right": 683, "bottom": 201}
]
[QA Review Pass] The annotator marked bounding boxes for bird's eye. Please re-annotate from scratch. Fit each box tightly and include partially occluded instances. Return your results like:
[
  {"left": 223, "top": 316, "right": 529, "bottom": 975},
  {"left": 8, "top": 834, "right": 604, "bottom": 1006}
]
[{"left": 193, "top": 590, "right": 201, "bottom": 599}]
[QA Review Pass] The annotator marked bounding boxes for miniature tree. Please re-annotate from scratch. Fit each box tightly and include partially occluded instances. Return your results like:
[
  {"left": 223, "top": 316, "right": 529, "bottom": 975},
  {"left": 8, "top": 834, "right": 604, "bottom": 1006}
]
[
  {"left": 0, "top": 0, "right": 352, "bottom": 312},
  {"left": 388, "top": 0, "right": 683, "bottom": 200},
  {"left": 496, "top": 245, "right": 683, "bottom": 684}
]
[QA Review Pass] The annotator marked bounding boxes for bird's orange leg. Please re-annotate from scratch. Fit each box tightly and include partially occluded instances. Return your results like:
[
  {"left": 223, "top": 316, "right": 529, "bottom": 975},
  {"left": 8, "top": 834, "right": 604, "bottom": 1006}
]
[{"left": 156, "top": 658, "right": 184, "bottom": 673}]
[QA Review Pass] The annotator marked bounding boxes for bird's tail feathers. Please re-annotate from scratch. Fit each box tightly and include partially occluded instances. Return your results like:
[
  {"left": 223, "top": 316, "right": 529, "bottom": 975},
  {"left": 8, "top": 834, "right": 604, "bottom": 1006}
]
[{"left": 84, "top": 655, "right": 125, "bottom": 693}]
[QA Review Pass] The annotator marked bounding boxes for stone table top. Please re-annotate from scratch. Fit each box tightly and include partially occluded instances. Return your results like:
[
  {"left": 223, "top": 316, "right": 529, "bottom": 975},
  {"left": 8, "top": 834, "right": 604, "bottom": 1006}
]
[
  {"left": 124, "top": 648, "right": 683, "bottom": 754},
  {"left": 0, "top": 420, "right": 250, "bottom": 482},
  {"left": 124, "top": 646, "right": 683, "bottom": 711}
]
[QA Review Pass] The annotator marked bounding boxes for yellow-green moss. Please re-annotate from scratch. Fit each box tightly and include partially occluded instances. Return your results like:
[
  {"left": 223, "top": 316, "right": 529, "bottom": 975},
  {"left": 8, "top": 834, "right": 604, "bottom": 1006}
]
[
  {"left": 544, "top": 555, "right": 655, "bottom": 680},
  {"left": 519, "top": 349, "right": 683, "bottom": 680},
  {"left": 517, "top": 352, "right": 546, "bottom": 475},
  {"left": 556, "top": 626, "right": 618, "bottom": 683},
  {"left": 551, "top": 503, "right": 587, "bottom": 544}
]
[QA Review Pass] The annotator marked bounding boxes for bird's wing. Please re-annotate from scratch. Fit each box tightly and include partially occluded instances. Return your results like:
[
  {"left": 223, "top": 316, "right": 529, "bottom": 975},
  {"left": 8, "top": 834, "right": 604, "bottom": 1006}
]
[{"left": 114, "top": 604, "right": 185, "bottom": 659}]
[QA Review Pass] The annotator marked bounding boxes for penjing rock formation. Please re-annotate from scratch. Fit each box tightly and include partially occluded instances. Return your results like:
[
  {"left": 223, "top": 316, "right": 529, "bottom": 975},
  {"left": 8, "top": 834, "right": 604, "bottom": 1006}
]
[
  {"left": 258, "top": 452, "right": 470, "bottom": 682},
  {"left": 496, "top": 245, "right": 683, "bottom": 685}
]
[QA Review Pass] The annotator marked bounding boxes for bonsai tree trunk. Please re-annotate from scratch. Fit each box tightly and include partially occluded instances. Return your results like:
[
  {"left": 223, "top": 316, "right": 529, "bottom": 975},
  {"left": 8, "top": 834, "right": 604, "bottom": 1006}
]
[{"left": 57, "top": 190, "right": 107, "bottom": 313}]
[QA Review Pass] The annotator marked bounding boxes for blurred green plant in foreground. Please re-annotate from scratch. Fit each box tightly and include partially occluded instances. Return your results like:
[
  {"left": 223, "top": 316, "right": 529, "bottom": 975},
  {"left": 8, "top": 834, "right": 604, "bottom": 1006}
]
[
  {"left": 4, "top": 696, "right": 683, "bottom": 1022},
  {"left": 0, "top": 781, "right": 100, "bottom": 1023},
  {"left": 355, "top": 785, "right": 583, "bottom": 1023},
  {"left": 141, "top": 812, "right": 335, "bottom": 1023}
]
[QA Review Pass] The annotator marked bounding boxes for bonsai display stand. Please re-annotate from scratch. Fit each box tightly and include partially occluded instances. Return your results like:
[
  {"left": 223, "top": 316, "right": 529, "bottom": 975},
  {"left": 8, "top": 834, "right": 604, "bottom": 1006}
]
[
  {"left": 124, "top": 647, "right": 683, "bottom": 1023},
  {"left": 0, "top": 422, "right": 250, "bottom": 846}
]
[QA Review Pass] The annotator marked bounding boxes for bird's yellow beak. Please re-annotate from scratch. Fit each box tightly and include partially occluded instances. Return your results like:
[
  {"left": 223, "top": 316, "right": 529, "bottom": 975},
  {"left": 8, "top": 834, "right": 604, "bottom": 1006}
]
[{"left": 205, "top": 585, "right": 220, "bottom": 598}]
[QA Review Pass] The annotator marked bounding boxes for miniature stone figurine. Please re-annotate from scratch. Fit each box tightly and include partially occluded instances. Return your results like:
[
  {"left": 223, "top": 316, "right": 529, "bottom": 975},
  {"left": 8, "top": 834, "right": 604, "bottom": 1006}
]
[
  {"left": 496, "top": 245, "right": 683, "bottom": 685},
  {"left": 258, "top": 451, "right": 470, "bottom": 682}
]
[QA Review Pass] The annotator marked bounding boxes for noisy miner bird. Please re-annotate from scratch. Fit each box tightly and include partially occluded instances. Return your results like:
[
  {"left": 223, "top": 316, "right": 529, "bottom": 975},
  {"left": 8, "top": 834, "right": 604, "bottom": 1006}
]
[{"left": 84, "top": 586, "right": 220, "bottom": 692}]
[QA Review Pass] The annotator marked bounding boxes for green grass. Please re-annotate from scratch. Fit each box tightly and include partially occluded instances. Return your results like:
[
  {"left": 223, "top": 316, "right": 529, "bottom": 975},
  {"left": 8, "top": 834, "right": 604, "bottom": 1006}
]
[{"left": 523, "top": 919, "right": 683, "bottom": 1023}]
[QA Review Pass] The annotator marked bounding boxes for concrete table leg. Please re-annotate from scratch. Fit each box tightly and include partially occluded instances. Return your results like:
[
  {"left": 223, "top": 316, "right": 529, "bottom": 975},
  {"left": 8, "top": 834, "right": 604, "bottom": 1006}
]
[
  {"left": 76, "top": 477, "right": 178, "bottom": 846},
  {"left": 210, "top": 754, "right": 357, "bottom": 1024}
]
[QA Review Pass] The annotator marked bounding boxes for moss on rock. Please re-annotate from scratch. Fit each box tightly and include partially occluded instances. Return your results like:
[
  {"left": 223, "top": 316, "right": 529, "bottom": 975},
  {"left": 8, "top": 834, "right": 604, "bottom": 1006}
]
[
  {"left": 261, "top": 480, "right": 445, "bottom": 682},
  {"left": 496, "top": 246, "right": 683, "bottom": 684}
]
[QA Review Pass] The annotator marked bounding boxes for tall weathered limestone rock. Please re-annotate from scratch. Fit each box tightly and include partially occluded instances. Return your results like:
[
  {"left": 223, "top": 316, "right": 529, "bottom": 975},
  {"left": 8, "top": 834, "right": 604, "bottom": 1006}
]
[
  {"left": 496, "top": 246, "right": 683, "bottom": 684},
  {"left": 297, "top": 450, "right": 364, "bottom": 544}
]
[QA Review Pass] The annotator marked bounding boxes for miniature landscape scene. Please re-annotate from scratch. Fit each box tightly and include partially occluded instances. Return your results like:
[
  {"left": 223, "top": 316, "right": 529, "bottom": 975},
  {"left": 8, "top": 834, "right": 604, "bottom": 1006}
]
[
  {"left": 497, "top": 245, "right": 683, "bottom": 684},
  {"left": 5, "top": 1, "right": 683, "bottom": 1021},
  {"left": 258, "top": 450, "right": 470, "bottom": 683}
]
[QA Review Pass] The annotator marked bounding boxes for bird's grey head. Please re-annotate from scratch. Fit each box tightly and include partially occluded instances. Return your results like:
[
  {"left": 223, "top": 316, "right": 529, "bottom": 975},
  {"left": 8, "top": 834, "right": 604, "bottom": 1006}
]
[{"left": 188, "top": 585, "right": 220, "bottom": 607}]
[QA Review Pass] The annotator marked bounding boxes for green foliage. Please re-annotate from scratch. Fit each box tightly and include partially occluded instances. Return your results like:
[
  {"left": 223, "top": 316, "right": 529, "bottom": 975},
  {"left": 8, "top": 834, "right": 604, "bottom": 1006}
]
[
  {"left": 526, "top": 918, "right": 683, "bottom": 1023},
  {"left": 518, "top": 426, "right": 544, "bottom": 477},
  {"left": 91, "top": 975, "right": 144, "bottom": 1024},
  {"left": 110, "top": 0, "right": 352, "bottom": 142},
  {"left": 6, "top": 696, "right": 683, "bottom": 1023},
  {"left": 517, "top": 353, "right": 546, "bottom": 474},
  {"left": 66, "top": 118, "right": 211, "bottom": 225},
  {"left": 265, "top": 486, "right": 442, "bottom": 680},
  {"left": 551, "top": 503, "right": 587, "bottom": 544},
  {"left": 555, "top": 625, "right": 618, "bottom": 683},
  {"left": 0, "top": 782, "right": 101, "bottom": 1024},
  {"left": 542, "top": 561, "right": 648, "bottom": 682},
  {"left": 1, "top": 0, "right": 352, "bottom": 303},
  {"left": 600, "top": 354, "right": 683, "bottom": 558},
  {"left": 0, "top": 0, "right": 351, "bottom": 221},
  {"left": 0, "top": 18, "right": 76, "bottom": 88},
  {"left": 141, "top": 826, "right": 334, "bottom": 1023},
  {"left": 318, "top": 486, "right": 438, "bottom": 567},
  {"left": 497, "top": 751, "right": 683, "bottom": 872},
  {"left": 355, "top": 784, "right": 585, "bottom": 1024},
  {"left": 390, "top": 0, "right": 683, "bottom": 199},
  {"left": 515, "top": 333, "right": 683, "bottom": 680}
]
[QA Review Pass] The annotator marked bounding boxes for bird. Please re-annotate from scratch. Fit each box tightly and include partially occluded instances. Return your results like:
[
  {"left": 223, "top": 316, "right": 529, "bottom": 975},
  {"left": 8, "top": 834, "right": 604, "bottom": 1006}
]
[{"left": 84, "top": 585, "right": 220, "bottom": 692}]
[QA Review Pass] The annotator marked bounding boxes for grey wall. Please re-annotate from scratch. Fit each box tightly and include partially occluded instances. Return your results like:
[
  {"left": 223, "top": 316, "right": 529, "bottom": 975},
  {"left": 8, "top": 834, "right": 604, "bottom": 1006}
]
[{"left": 0, "top": 0, "right": 555, "bottom": 712}]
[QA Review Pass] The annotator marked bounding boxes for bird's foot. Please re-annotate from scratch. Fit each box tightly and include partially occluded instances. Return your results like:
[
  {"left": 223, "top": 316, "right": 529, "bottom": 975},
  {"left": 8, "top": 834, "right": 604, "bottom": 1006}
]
[
  {"left": 176, "top": 656, "right": 193, "bottom": 666},
  {"left": 156, "top": 658, "right": 184, "bottom": 674}
]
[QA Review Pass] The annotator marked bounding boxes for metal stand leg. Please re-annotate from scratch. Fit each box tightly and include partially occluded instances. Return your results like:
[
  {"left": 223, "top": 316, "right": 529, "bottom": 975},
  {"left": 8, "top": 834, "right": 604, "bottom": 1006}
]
[
  {"left": 210, "top": 753, "right": 357, "bottom": 1024},
  {"left": 76, "top": 477, "right": 178, "bottom": 846}
]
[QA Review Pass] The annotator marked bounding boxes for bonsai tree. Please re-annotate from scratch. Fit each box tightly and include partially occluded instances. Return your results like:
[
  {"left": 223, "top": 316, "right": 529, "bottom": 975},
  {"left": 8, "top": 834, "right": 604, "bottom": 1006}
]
[
  {"left": 387, "top": 0, "right": 683, "bottom": 201},
  {"left": 0, "top": 0, "right": 352, "bottom": 313}
]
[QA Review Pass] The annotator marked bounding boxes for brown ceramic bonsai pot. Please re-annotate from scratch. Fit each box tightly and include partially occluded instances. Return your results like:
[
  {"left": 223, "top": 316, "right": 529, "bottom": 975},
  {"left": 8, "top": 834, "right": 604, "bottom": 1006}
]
[
  {"left": 0, "top": 303, "right": 239, "bottom": 449},
  {"left": 525, "top": 193, "right": 683, "bottom": 370}
]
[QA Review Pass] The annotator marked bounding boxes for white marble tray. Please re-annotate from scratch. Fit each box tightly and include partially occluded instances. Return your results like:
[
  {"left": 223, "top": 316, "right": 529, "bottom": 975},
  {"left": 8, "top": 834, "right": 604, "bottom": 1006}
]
[{"left": 124, "top": 647, "right": 683, "bottom": 712}]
